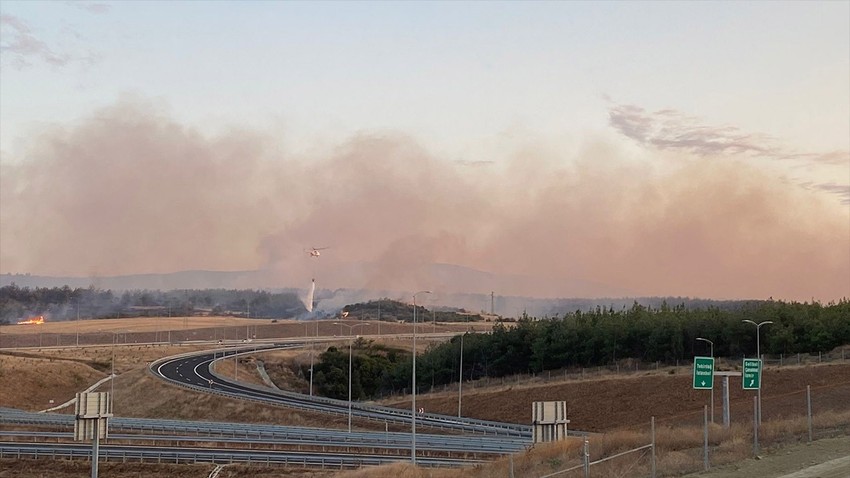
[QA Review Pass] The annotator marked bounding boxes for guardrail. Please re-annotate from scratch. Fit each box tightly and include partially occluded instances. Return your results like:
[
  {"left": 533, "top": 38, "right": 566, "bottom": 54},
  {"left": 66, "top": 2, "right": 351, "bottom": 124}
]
[
  {"left": 0, "top": 408, "right": 528, "bottom": 455},
  {"left": 0, "top": 428, "right": 522, "bottom": 455},
  {"left": 0, "top": 442, "right": 481, "bottom": 468}
]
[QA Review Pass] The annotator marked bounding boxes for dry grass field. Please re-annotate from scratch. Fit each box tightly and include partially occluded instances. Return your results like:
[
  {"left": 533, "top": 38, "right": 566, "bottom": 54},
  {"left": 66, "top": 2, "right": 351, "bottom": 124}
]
[
  {"left": 1, "top": 317, "right": 848, "bottom": 478},
  {"left": 0, "top": 315, "right": 489, "bottom": 349},
  {"left": 2, "top": 316, "right": 261, "bottom": 335}
]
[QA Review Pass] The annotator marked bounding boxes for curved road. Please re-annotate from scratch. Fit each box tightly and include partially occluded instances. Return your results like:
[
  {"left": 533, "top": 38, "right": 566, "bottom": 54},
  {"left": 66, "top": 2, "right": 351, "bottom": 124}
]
[{"left": 151, "top": 344, "right": 532, "bottom": 439}]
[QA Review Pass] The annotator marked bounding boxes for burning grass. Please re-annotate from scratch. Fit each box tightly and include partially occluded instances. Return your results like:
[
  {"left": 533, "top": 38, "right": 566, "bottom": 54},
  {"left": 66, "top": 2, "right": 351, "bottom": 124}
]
[
  {"left": 1, "top": 316, "right": 261, "bottom": 335},
  {"left": 15, "top": 316, "right": 45, "bottom": 325}
]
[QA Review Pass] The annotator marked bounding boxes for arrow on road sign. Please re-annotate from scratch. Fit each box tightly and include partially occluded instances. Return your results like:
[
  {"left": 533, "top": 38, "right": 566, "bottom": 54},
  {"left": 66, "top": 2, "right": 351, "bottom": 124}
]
[
  {"left": 692, "top": 356, "right": 715, "bottom": 390},
  {"left": 742, "top": 358, "right": 762, "bottom": 390}
]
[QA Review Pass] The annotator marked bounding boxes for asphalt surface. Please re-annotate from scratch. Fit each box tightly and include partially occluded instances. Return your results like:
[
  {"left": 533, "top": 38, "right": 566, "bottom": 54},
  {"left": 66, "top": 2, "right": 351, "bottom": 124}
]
[{"left": 152, "top": 344, "right": 533, "bottom": 438}]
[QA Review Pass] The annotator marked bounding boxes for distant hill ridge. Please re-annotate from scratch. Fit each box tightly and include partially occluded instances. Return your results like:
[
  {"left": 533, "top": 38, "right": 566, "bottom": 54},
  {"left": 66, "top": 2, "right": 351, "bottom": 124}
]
[{"left": 1, "top": 269, "right": 761, "bottom": 318}]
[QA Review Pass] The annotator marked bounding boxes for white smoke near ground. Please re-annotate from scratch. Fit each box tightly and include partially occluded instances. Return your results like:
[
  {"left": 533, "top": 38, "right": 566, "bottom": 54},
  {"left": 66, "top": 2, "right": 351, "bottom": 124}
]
[
  {"left": 1, "top": 97, "right": 848, "bottom": 302},
  {"left": 303, "top": 279, "right": 315, "bottom": 313}
]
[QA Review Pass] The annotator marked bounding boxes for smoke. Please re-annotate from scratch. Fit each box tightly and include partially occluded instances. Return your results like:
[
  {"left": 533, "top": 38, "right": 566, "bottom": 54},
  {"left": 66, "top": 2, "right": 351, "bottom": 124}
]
[
  {"left": 1, "top": 97, "right": 848, "bottom": 301},
  {"left": 303, "top": 279, "right": 315, "bottom": 313}
]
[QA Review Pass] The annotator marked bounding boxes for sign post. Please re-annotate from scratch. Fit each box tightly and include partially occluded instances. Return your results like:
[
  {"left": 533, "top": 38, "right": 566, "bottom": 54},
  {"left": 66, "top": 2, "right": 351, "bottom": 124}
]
[
  {"left": 75, "top": 392, "right": 112, "bottom": 478},
  {"left": 692, "top": 356, "right": 715, "bottom": 390},
  {"left": 742, "top": 358, "right": 761, "bottom": 390}
]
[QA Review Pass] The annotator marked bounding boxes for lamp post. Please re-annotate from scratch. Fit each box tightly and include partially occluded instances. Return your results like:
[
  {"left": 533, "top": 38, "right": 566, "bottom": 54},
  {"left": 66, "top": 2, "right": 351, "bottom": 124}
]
[
  {"left": 696, "top": 337, "right": 714, "bottom": 423},
  {"left": 743, "top": 320, "right": 772, "bottom": 425},
  {"left": 334, "top": 322, "right": 369, "bottom": 433},
  {"left": 458, "top": 332, "right": 464, "bottom": 417},
  {"left": 306, "top": 321, "right": 314, "bottom": 397},
  {"left": 411, "top": 290, "right": 430, "bottom": 465},
  {"left": 110, "top": 332, "right": 116, "bottom": 412}
]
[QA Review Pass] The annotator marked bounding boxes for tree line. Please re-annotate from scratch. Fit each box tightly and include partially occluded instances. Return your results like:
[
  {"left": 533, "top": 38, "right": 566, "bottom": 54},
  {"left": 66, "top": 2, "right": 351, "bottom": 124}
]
[
  {"left": 311, "top": 299, "right": 850, "bottom": 400},
  {"left": 342, "top": 299, "right": 485, "bottom": 323},
  {"left": 0, "top": 284, "right": 306, "bottom": 323}
]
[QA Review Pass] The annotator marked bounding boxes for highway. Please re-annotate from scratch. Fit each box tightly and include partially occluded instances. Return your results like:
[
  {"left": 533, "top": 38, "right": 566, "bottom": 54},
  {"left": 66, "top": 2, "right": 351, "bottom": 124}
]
[
  {"left": 151, "top": 343, "right": 533, "bottom": 438},
  {"left": 0, "top": 341, "right": 535, "bottom": 470},
  {"left": 0, "top": 407, "right": 527, "bottom": 456}
]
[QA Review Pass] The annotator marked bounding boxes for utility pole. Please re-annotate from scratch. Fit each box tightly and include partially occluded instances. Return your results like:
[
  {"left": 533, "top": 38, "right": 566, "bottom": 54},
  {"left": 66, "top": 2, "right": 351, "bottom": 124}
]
[
  {"left": 334, "top": 322, "right": 369, "bottom": 433},
  {"left": 491, "top": 291, "right": 494, "bottom": 315},
  {"left": 308, "top": 321, "right": 314, "bottom": 396},
  {"left": 110, "top": 334, "right": 115, "bottom": 411},
  {"left": 411, "top": 290, "right": 430, "bottom": 465},
  {"left": 458, "top": 333, "right": 464, "bottom": 417},
  {"left": 743, "top": 320, "right": 772, "bottom": 425}
]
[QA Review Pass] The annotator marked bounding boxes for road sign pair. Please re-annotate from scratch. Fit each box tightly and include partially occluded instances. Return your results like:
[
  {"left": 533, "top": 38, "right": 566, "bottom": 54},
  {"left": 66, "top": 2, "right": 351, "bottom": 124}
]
[{"left": 692, "top": 357, "right": 761, "bottom": 390}]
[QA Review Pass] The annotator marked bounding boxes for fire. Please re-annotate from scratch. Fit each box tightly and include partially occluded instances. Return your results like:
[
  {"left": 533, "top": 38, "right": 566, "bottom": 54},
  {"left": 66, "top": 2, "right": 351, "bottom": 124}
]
[{"left": 17, "top": 315, "right": 45, "bottom": 325}]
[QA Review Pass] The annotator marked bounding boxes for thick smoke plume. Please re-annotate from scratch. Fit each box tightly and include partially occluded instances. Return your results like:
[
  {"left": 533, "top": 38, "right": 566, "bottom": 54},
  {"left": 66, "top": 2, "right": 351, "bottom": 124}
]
[{"left": 1, "top": 99, "right": 848, "bottom": 301}]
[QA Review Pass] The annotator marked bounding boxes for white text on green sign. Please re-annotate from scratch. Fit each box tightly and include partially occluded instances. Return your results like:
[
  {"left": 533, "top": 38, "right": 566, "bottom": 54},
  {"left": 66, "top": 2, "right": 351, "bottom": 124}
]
[
  {"left": 693, "top": 356, "right": 715, "bottom": 389},
  {"left": 742, "top": 358, "right": 761, "bottom": 390}
]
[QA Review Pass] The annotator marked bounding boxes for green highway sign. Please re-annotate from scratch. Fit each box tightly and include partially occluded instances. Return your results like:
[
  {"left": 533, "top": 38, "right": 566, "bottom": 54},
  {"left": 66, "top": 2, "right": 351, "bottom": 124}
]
[
  {"left": 743, "top": 358, "right": 762, "bottom": 390},
  {"left": 692, "top": 356, "right": 715, "bottom": 389}
]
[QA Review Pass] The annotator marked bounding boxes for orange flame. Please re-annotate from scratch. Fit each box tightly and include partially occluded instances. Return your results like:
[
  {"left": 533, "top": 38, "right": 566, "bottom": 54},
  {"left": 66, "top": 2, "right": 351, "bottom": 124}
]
[{"left": 17, "top": 316, "right": 45, "bottom": 325}]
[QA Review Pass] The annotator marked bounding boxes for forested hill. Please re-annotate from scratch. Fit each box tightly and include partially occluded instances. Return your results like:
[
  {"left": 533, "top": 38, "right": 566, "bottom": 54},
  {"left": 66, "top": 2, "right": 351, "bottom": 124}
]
[
  {"left": 308, "top": 299, "right": 850, "bottom": 400},
  {"left": 0, "top": 284, "right": 305, "bottom": 323}
]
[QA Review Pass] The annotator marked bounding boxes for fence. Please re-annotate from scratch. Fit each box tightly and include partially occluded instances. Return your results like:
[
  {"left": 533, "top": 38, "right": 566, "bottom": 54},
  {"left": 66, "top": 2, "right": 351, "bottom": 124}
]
[
  {"left": 510, "top": 381, "right": 850, "bottom": 478},
  {"left": 373, "top": 346, "right": 850, "bottom": 399}
]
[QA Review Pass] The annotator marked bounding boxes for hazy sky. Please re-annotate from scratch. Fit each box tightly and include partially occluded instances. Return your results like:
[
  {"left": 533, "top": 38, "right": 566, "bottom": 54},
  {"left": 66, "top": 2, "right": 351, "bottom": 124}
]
[{"left": 1, "top": 1, "right": 848, "bottom": 301}]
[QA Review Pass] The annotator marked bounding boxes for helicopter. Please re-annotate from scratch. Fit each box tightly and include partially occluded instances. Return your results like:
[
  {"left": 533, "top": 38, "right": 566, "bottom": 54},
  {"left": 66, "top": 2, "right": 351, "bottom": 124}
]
[{"left": 304, "top": 247, "right": 329, "bottom": 258}]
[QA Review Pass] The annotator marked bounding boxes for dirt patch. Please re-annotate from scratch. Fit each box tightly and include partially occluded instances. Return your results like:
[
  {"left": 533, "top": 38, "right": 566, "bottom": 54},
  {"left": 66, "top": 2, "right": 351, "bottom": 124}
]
[
  {"left": 680, "top": 435, "right": 850, "bottom": 478},
  {"left": 384, "top": 363, "right": 850, "bottom": 432},
  {"left": 260, "top": 349, "right": 314, "bottom": 392},
  {"left": 0, "top": 460, "right": 338, "bottom": 478},
  {"left": 0, "top": 354, "right": 105, "bottom": 411},
  {"left": 212, "top": 355, "right": 270, "bottom": 388},
  {"left": 0, "top": 316, "right": 261, "bottom": 335},
  {"left": 0, "top": 343, "right": 213, "bottom": 411},
  {"left": 0, "top": 316, "right": 490, "bottom": 349}
]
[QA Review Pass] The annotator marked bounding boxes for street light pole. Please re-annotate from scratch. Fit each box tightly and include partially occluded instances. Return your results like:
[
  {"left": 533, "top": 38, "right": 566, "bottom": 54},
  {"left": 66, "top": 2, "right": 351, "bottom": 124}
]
[
  {"left": 308, "top": 321, "right": 320, "bottom": 396},
  {"left": 334, "top": 322, "right": 369, "bottom": 433},
  {"left": 743, "top": 320, "right": 772, "bottom": 425},
  {"left": 110, "top": 333, "right": 116, "bottom": 412},
  {"left": 458, "top": 333, "right": 464, "bottom": 417},
  {"left": 411, "top": 290, "right": 430, "bottom": 466},
  {"left": 696, "top": 337, "right": 714, "bottom": 423},
  {"left": 306, "top": 321, "right": 314, "bottom": 397}
]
